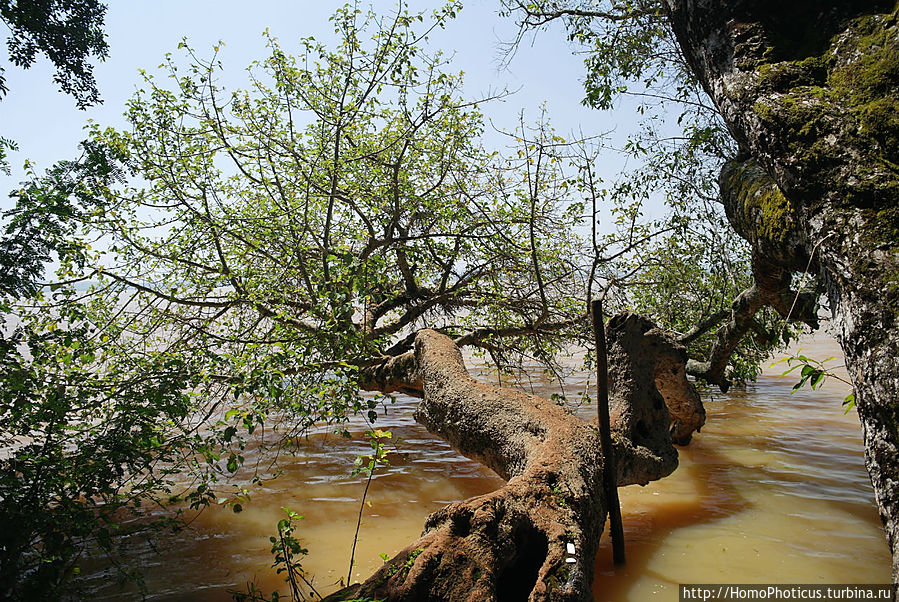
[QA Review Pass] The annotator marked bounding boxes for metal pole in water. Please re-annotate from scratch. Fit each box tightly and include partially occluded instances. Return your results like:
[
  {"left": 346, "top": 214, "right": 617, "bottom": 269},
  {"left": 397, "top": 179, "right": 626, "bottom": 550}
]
[{"left": 591, "top": 298, "right": 625, "bottom": 564}]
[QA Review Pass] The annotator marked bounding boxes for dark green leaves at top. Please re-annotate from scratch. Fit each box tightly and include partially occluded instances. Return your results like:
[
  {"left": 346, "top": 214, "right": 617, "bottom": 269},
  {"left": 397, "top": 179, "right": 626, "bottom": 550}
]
[
  {"left": 0, "top": 138, "right": 127, "bottom": 298},
  {"left": 0, "top": 0, "right": 109, "bottom": 107}
]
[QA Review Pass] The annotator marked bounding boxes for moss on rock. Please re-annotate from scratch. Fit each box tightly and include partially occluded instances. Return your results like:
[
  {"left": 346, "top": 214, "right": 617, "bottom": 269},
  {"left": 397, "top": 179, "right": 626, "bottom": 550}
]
[
  {"left": 756, "top": 56, "right": 830, "bottom": 92},
  {"left": 828, "top": 10, "right": 899, "bottom": 156}
]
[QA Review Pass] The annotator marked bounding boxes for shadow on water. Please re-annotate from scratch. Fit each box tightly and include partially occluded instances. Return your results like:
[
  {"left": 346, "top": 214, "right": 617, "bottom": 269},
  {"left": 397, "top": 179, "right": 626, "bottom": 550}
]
[
  {"left": 590, "top": 346, "right": 891, "bottom": 601},
  {"left": 592, "top": 441, "right": 749, "bottom": 601}
]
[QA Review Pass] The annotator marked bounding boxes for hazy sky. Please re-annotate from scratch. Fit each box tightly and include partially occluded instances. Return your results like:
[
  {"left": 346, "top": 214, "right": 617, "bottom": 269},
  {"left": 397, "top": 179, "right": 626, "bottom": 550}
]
[{"left": 0, "top": 1, "right": 632, "bottom": 211}]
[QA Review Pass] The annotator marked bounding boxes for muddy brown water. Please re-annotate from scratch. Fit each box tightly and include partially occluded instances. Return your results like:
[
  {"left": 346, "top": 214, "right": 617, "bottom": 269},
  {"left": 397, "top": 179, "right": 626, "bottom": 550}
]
[{"left": 86, "top": 333, "right": 890, "bottom": 600}]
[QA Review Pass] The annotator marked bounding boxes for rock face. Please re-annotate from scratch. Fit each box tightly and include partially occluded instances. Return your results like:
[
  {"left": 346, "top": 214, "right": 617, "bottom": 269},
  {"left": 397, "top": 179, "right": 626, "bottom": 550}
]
[
  {"left": 335, "top": 318, "right": 701, "bottom": 601},
  {"left": 665, "top": 0, "right": 899, "bottom": 581}
]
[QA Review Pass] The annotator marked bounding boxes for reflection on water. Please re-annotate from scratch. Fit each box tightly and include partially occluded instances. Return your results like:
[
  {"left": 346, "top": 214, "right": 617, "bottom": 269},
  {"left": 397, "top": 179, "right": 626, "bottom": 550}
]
[{"left": 88, "top": 333, "right": 889, "bottom": 600}]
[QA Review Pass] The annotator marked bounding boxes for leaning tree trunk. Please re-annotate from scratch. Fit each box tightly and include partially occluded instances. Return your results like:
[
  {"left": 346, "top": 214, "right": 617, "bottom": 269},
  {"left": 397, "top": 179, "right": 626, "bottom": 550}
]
[
  {"left": 328, "top": 314, "right": 703, "bottom": 602},
  {"left": 664, "top": 0, "right": 899, "bottom": 581}
]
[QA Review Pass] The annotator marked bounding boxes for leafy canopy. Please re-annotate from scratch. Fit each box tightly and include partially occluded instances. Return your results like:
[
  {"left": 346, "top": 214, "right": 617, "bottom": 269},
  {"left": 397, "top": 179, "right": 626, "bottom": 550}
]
[
  {"left": 0, "top": 3, "right": 809, "bottom": 597},
  {"left": 501, "top": 0, "right": 808, "bottom": 382},
  {"left": 0, "top": 0, "right": 108, "bottom": 107},
  {"left": 83, "top": 2, "right": 593, "bottom": 416}
]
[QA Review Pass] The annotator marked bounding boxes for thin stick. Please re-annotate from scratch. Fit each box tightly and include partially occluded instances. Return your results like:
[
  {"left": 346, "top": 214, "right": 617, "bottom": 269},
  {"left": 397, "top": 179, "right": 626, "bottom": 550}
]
[
  {"left": 592, "top": 298, "right": 625, "bottom": 564},
  {"left": 348, "top": 468, "right": 374, "bottom": 586}
]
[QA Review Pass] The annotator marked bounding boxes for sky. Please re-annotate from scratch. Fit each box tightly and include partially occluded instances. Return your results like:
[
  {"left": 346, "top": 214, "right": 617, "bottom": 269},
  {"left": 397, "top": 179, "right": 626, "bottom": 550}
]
[{"left": 0, "top": 0, "right": 640, "bottom": 214}]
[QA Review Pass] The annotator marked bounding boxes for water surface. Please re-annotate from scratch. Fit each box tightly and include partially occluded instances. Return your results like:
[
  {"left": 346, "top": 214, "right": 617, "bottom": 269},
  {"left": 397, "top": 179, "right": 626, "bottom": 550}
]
[{"left": 89, "top": 333, "right": 890, "bottom": 600}]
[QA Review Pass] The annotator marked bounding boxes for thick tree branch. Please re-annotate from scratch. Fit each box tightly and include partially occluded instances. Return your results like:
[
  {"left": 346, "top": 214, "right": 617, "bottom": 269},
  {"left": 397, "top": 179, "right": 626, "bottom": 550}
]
[
  {"left": 358, "top": 352, "right": 422, "bottom": 398},
  {"left": 677, "top": 307, "right": 729, "bottom": 345},
  {"left": 686, "top": 255, "right": 818, "bottom": 391},
  {"left": 346, "top": 316, "right": 700, "bottom": 601}
]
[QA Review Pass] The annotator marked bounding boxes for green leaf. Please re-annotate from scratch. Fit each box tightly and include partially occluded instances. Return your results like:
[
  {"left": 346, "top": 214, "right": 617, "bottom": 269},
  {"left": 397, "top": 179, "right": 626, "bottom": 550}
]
[
  {"left": 227, "top": 454, "right": 240, "bottom": 473},
  {"left": 811, "top": 370, "right": 826, "bottom": 389}
]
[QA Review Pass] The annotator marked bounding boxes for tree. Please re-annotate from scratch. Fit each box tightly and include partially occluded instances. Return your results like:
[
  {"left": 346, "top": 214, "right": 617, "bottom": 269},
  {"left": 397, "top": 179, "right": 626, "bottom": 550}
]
[
  {"left": 501, "top": 0, "right": 818, "bottom": 392},
  {"left": 0, "top": 4, "right": 712, "bottom": 599},
  {"left": 0, "top": 284, "right": 196, "bottom": 599},
  {"left": 0, "top": 0, "right": 108, "bottom": 174},
  {"left": 82, "top": 3, "right": 597, "bottom": 425},
  {"left": 0, "top": 0, "right": 108, "bottom": 107},
  {"left": 0, "top": 144, "right": 230, "bottom": 600},
  {"left": 662, "top": 0, "right": 899, "bottom": 583},
  {"left": 505, "top": 0, "right": 899, "bottom": 588},
  {"left": 322, "top": 320, "right": 696, "bottom": 602},
  {"left": 0, "top": 3, "right": 191, "bottom": 598},
  {"left": 0, "top": 2, "right": 827, "bottom": 600}
]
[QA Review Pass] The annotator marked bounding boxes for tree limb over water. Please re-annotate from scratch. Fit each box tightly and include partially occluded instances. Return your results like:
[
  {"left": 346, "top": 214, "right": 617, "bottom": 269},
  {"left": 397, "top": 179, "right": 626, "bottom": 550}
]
[
  {"left": 2, "top": 2, "right": 867, "bottom": 598},
  {"left": 331, "top": 315, "right": 700, "bottom": 601}
]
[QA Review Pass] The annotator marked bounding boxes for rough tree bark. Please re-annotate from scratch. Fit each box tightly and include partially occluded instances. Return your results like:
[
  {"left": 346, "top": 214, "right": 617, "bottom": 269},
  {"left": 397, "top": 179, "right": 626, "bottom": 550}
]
[
  {"left": 664, "top": 0, "right": 899, "bottom": 581},
  {"left": 326, "top": 314, "right": 703, "bottom": 602}
]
